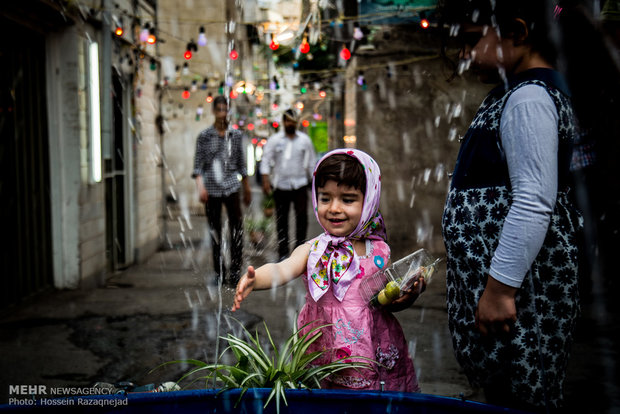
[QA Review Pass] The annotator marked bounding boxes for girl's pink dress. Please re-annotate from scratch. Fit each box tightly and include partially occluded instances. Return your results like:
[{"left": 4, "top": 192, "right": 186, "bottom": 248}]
[{"left": 298, "top": 239, "right": 420, "bottom": 392}]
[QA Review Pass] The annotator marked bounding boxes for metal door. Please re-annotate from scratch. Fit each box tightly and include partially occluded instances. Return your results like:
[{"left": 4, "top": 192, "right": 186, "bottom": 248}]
[{"left": 0, "top": 17, "right": 53, "bottom": 310}]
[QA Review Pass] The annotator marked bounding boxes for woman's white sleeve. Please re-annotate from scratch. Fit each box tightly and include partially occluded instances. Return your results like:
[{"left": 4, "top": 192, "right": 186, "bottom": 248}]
[{"left": 489, "top": 85, "right": 558, "bottom": 287}]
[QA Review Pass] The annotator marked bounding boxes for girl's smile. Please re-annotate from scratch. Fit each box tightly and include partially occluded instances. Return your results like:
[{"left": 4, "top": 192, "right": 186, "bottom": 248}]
[{"left": 317, "top": 180, "right": 364, "bottom": 237}]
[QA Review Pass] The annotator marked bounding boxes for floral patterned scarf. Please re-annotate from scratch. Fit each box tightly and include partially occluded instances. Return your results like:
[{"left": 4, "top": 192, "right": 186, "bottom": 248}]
[{"left": 306, "top": 149, "right": 387, "bottom": 302}]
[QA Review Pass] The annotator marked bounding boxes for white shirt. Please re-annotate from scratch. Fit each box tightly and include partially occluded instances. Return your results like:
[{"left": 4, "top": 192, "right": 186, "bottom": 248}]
[
  {"left": 489, "top": 85, "right": 558, "bottom": 288},
  {"left": 260, "top": 130, "right": 317, "bottom": 191}
]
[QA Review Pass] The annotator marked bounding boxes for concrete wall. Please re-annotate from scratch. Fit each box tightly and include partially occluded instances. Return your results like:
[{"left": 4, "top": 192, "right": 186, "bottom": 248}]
[
  {"left": 133, "top": 56, "right": 163, "bottom": 262},
  {"left": 347, "top": 27, "right": 490, "bottom": 259},
  {"left": 47, "top": 26, "right": 83, "bottom": 289},
  {"left": 45, "top": 0, "right": 162, "bottom": 288}
]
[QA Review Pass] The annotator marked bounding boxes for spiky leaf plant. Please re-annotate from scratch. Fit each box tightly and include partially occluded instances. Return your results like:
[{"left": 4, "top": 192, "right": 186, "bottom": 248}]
[{"left": 156, "top": 319, "right": 374, "bottom": 414}]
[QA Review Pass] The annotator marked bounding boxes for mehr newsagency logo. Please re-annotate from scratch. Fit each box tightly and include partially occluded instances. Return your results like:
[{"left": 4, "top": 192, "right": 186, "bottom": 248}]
[{"left": 7, "top": 385, "right": 127, "bottom": 407}]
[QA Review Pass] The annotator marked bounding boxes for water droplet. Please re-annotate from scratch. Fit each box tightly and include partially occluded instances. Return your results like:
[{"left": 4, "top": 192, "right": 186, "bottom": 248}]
[{"left": 448, "top": 127, "right": 457, "bottom": 141}]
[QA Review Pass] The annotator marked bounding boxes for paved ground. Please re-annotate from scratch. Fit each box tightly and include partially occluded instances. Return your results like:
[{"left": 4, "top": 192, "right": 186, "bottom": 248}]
[{"left": 0, "top": 186, "right": 618, "bottom": 412}]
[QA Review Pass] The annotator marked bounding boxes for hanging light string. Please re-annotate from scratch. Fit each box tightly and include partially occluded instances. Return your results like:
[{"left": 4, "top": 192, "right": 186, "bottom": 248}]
[{"left": 63, "top": 1, "right": 439, "bottom": 113}]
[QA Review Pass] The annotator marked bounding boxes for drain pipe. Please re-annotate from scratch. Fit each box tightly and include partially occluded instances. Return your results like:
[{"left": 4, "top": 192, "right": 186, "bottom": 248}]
[{"left": 101, "top": 0, "right": 112, "bottom": 162}]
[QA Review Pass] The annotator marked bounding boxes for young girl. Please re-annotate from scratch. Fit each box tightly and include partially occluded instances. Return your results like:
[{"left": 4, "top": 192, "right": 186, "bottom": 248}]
[
  {"left": 232, "top": 148, "right": 422, "bottom": 392},
  {"left": 440, "top": 1, "right": 583, "bottom": 411}
]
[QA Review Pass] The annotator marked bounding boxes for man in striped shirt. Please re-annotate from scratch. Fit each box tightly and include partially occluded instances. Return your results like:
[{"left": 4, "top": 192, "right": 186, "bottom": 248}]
[{"left": 192, "top": 96, "right": 251, "bottom": 284}]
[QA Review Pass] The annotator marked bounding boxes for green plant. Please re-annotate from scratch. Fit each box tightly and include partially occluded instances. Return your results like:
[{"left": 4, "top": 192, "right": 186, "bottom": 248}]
[
  {"left": 245, "top": 217, "right": 270, "bottom": 233},
  {"left": 156, "top": 320, "right": 373, "bottom": 414},
  {"left": 262, "top": 193, "right": 275, "bottom": 210}
]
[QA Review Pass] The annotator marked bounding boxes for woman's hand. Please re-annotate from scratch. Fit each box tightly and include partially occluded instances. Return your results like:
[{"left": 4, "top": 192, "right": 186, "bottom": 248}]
[
  {"left": 475, "top": 275, "right": 517, "bottom": 335},
  {"left": 231, "top": 266, "right": 256, "bottom": 311}
]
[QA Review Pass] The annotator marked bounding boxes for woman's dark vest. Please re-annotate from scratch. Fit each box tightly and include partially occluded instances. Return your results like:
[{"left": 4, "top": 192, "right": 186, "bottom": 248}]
[{"left": 450, "top": 68, "right": 576, "bottom": 192}]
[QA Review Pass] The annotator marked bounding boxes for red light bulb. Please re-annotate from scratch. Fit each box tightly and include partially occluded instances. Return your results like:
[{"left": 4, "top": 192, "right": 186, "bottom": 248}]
[
  {"left": 300, "top": 40, "right": 310, "bottom": 54},
  {"left": 184, "top": 50, "right": 192, "bottom": 60},
  {"left": 270, "top": 40, "right": 279, "bottom": 50},
  {"left": 229, "top": 50, "right": 238, "bottom": 60},
  {"left": 182, "top": 89, "right": 190, "bottom": 99},
  {"left": 420, "top": 19, "right": 430, "bottom": 29},
  {"left": 340, "top": 46, "right": 351, "bottom": 60}
]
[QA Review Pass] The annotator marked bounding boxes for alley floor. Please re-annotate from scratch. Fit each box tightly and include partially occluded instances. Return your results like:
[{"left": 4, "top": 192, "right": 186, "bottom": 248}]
[{"left": 0, "top": 186, "right": 618, "bottom": 412}]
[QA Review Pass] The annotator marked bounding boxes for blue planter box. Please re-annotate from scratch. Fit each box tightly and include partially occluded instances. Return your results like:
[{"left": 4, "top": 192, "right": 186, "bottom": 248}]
[{"left": 1, "top": 389, "right": 528, "bottom": 413}]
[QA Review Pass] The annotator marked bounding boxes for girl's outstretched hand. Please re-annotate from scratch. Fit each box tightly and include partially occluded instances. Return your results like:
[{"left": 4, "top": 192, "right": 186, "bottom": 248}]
[{"left": 232, "top": 266, "right": 256, "bottom": 312}]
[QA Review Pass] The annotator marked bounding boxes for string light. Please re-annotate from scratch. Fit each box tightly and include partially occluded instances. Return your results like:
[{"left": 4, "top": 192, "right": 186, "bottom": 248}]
[
  {"left": 270, "top": 34, "right": 279, "bottom": 50},
  {"left": 147, "top": 28, "right": 156, "bottom": 44},
  {"left": 358, "top": 71, "right": 367, "bottom": 90},
  {"left": 141, "top": 9, "right": 437, "bottom": 112},
  {"left": 140, "top": 23, "right": 150, "bottom": 42},
  {"left": 114, "top": 16, "right": 124, "bottom": 37},
  {"left": 198, "top": 26, "right": 207, "bottom": 46},
  {"left": 353, "top": 23, "right": 363, "bottom": 40},
  {"left": 300, "top": 34, "right": 310, "bottom": 54},
  {"left": 206, "top": 93, "right": 213, "bottom": 103},
  {"left": 419, "top": 11, "right": 430, "bottom": 29}
]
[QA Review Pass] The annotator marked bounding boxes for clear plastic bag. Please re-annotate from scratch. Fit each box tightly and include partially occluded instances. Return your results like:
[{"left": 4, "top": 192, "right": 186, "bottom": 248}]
[{"left": 359, "top": 248, "right": 441, "bottom": 306}]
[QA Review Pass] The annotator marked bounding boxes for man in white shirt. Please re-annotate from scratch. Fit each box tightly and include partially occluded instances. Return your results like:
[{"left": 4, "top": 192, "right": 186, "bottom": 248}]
[{"left": 260, "top": 109, "right": 317, "bottom": 260}]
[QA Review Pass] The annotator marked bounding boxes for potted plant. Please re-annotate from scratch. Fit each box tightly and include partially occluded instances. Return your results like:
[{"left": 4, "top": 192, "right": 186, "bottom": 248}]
[
  {"left": 262, "top": 193, "right": 275, "bottom": 217},
  {"left": 246, "top": 217, "right": 270, "bottom": 247},
  {"left": 157, "top": 320, "right": 373, "bottom": 414}
]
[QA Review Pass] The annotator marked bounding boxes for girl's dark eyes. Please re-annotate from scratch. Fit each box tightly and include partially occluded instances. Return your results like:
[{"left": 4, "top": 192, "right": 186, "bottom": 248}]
[{"left": 318, "top": 197, "right": 356, "bottom": 203}]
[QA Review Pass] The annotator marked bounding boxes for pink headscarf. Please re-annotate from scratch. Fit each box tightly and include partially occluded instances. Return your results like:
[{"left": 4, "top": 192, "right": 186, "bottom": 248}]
[{"left": 306, "top": 149, "right": 387, "bottom": 302}]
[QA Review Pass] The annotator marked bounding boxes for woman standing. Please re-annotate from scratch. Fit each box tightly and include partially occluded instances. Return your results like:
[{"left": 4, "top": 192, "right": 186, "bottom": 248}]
[{"left": 440, "top": 1, "right": 583, "bottom": 411}]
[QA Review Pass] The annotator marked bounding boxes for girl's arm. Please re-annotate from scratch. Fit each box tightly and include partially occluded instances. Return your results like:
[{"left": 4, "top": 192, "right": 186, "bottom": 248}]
[{"left": 231, "top": 243, "right": 310, "bottom": 311}]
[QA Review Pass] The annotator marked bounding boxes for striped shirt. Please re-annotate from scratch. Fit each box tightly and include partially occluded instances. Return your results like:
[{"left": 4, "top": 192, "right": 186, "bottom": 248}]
[{"left": 192, "top": 126, "right": 247, "bottom": 197}]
